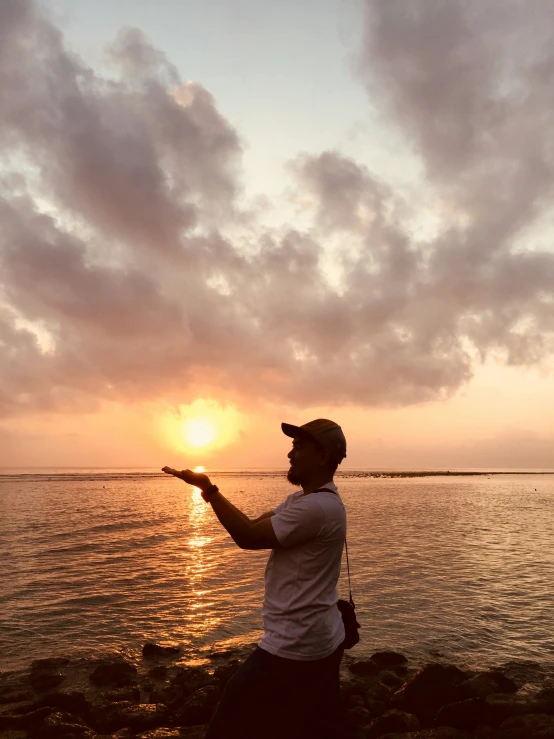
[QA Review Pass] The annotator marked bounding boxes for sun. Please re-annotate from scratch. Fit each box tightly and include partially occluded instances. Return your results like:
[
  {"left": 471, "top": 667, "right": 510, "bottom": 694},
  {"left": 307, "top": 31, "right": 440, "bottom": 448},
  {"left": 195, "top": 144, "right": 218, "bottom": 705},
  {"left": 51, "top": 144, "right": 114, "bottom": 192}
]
[{"left": 182, "top": 417, "right": 218, "bottom": 448}]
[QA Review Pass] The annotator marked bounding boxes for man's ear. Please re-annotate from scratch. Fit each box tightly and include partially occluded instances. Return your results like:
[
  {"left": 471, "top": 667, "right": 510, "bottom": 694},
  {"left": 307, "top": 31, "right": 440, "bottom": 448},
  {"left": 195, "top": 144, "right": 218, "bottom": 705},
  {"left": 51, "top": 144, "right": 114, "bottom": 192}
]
[{"left": 319, "top": 447, "right": 330, "bottom": 468}]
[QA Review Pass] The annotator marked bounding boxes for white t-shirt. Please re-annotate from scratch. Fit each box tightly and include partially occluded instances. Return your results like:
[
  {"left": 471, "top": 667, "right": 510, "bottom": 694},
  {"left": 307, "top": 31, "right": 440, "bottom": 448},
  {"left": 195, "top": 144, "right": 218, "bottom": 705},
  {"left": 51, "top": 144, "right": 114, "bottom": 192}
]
[{"left": 258, "top": 481, "right": 346, "bottom": 661}]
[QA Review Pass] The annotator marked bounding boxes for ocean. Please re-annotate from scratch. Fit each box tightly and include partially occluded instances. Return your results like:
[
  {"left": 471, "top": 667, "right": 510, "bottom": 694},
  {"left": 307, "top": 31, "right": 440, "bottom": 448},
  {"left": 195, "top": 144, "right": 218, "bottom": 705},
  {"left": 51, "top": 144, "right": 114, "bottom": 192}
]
[{"left": 1, "top": 469, "right": 553, "bottom": 675}]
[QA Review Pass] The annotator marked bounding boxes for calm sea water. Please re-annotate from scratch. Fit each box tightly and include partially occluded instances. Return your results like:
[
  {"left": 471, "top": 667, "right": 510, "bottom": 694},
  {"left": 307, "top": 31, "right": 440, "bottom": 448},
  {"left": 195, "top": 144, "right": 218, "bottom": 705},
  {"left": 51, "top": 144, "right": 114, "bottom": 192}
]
[{"left": 1, "top": 469, "right": 553, "bottom": 674}]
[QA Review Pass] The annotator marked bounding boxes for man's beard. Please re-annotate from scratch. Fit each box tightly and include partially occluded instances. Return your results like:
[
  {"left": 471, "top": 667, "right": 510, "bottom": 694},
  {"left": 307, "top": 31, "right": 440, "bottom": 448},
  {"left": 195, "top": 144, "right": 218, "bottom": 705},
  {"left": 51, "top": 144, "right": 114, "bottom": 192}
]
[{"left": 287, "top": 467, "right": 303, "bottom": 486}]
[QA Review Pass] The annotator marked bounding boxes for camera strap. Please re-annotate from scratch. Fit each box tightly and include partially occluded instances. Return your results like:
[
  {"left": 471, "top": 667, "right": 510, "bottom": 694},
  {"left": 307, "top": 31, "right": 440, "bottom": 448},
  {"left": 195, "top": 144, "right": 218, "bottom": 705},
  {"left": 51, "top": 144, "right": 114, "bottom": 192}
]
[{"left": 313, "top": 487, "right": 355, "bottom": 608}]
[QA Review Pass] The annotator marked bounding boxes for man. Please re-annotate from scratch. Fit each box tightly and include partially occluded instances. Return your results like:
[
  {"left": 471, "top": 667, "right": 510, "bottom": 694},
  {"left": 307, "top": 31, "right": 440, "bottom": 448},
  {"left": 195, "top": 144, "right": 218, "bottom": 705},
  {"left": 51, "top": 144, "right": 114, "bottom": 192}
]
[{"left": 162, "top": 419, "right": 362, "bottom": 739}]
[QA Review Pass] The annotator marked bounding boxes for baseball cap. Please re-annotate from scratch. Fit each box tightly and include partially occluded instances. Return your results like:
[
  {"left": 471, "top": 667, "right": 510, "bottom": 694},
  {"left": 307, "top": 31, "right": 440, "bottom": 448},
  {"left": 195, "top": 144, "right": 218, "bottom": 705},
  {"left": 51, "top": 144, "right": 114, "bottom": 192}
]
[{"left": 281, "top": 418, "right": 347, "bottom": 463}]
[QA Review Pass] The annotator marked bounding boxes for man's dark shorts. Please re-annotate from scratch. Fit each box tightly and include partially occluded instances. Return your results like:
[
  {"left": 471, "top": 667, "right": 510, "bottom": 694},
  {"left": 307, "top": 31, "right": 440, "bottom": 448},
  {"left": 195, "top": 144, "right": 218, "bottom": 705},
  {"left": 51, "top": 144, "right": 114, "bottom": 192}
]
[{"left": 205, "top": 644, "right": 364, "bottom": 739}]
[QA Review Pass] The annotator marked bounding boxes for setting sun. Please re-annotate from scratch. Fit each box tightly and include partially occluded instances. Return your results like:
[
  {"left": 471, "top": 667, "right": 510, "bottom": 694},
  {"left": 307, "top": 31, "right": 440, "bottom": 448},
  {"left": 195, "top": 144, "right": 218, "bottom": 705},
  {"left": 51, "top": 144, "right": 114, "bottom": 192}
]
[
  {"left": 182, "top": 418, "right": 218, "bottom": 448},
  {"left": 158, "top": 398, "right": 244, "bottom": 457}
]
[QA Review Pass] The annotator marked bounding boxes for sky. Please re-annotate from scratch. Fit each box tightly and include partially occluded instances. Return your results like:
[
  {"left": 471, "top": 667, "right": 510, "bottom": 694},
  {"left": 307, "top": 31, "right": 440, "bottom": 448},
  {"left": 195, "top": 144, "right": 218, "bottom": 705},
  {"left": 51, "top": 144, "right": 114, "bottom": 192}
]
[{"left": 1, "top": 0, "right": 553, "bottom": 470}]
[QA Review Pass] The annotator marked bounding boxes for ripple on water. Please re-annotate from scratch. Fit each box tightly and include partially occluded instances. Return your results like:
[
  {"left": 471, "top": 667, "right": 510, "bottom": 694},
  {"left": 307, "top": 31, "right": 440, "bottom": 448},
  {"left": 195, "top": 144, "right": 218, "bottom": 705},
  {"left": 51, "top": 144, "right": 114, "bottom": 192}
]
[{"left": 1, "top": 472, "right": 553, "bottom": 673}]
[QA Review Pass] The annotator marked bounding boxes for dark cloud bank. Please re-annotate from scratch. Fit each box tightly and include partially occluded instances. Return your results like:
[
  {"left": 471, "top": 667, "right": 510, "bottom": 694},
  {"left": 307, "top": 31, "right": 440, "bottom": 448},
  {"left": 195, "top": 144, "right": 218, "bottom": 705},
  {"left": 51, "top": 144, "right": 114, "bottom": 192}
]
[{"left": 1, "top": 0, "right": 553, "bottom": 419}]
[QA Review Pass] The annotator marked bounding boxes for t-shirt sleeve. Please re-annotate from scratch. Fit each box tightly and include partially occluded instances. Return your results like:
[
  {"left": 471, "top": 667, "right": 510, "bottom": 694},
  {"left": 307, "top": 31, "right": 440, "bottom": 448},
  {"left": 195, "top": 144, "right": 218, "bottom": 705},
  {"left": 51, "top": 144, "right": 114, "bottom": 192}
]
[
  {"left": 271, "top": 498, "right": 325, "bottom": 548},
  {"left": 272, "top": 501, "right": 286, "bottom": 515}
]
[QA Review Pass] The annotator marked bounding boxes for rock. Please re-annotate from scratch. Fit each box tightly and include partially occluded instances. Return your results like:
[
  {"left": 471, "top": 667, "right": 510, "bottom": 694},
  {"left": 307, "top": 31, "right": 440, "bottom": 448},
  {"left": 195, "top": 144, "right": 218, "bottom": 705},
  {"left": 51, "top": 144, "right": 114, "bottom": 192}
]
[
  {"left": 474, "top": 728, "right": 497, "bottom": 739},
  {"left": 177, "top": 728, "right": 207, "bottom": 739},
  {"left": 26, "top": 659, "right": 70, "bottom": 694},
  {"left": 366, "top": 708, "right": 420, "bottom": 738},
  {"left": 102, "top": 687, "right": 141, "bottom": 703},
  {"left": 484, "top": 693, "right": 542, "bottom": 726},
  {"left": 490, "top": 661, "right": 545, "bottom": 690},
  {"left": 24, "top": 691, "right": 89, "bottom": 716},
  {"left": 89, "top": 661, "right": 138, "bottom": 688},
  {"left": 366, "top": 698, "right": 388, "bottom": 718},
  {"left": 349, "top": 660, "right": 379, "bottom": 677},
  {"left": 30, "top": 659, "right": 71, "bottom": 672},
  {"left": 497, "top": 712, "right": 554, "bottom": 738},
  {"left": 28, "top": 672, "right": 64, "bottom": 693},
  {"left": 212, "top": 660, "right": 241, "bottom": 689},
  {"left": 380, "top": 729, "right": 470, "bottom": 739},
  {"left": 3, "top": 706, "right": 55, "bottom": 731},
  {"left": 435, "top": 697, "right": 488, "bottom": 731},
  {"left": 348, "top": 705, "right": 371, "bottom": 725},
  {"left": 380, "top": 671, "right": 406, "bottom": 690},
  {"left": 26, "top": 709, "right": 95, "bottom": 737},
  {"left": 367, "top": 678, "right": 395, "bottom": 704},
  {"left": 370, "top": 652, "right": 409, "bottom": 668},
  {"left": 108, "top": 730, "right": 134, "bottom": 738},
  {"left": 0, "top": 686, "right": 34, "bottom": 705},
  {"left": 455, "top": 672, "right": 518, "bottom": 700},
  {"left": 171, "top": 685, "right": 221, "bottom": 726},
  {"left": 142, "top": 644, "right": 181, "bottom": 660},
  {"left": 164, "top": 667, "right": 216, "bottom": 707},
  {"left": 389, "top": 663, "right": 469, "bottom": 725},
  {"left": 342, "top": 680, "right": 369, "bottom": 708},
  {"left": 0, "top": 730, "right": 28, "bottom": 739},
  {"left": 89, "top": 701, "right": 168, "bottom": 735},
  {"left": 135, "top": 730, "right": 183, "bottom": 738},
  {"left": 535, "top": 687, "right": 554, "bottom": 716},
  {"left": 147, "top": 667, "right": 169, "bottom": 681}
]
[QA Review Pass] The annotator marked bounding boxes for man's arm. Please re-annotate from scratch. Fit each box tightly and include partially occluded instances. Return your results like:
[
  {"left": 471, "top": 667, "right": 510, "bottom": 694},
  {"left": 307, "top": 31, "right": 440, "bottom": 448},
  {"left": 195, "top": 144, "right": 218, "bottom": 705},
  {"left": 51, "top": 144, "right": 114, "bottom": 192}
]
[
  {"left": 161, "top": 467, "right": 279, "bottom": 550},
  {"left": 208, "top": 493, "right": 280, "bottom": 550}
]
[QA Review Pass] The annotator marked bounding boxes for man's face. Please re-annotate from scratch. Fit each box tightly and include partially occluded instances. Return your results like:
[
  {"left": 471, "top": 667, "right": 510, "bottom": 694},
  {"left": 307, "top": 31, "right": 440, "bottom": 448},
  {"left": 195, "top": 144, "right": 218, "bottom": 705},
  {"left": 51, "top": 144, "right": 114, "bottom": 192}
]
[{"left": 286, "top": 435, "right": 326, "bottom": 486}]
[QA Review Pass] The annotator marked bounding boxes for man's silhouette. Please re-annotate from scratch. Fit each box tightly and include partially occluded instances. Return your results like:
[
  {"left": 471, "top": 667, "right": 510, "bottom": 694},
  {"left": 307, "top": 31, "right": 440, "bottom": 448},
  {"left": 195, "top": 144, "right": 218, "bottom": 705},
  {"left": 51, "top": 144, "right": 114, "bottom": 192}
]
[{"left": 163, "top": 419, "right": 363, "bottom": 739}]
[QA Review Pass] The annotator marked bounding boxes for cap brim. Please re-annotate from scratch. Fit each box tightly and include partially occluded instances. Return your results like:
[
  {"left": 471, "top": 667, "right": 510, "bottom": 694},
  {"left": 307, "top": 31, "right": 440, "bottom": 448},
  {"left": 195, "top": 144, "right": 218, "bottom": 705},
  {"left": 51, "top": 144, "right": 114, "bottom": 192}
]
[{"left": 281, "top": 422, "right": 304, "bottom": 439}]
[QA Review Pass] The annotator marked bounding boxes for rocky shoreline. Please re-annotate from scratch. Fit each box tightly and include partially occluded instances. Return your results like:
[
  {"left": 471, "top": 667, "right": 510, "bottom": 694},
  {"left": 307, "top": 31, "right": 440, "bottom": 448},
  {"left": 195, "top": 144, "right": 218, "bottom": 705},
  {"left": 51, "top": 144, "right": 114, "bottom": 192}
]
[{"left": 1, "top": 644, "right": 553, "bottom": 739}]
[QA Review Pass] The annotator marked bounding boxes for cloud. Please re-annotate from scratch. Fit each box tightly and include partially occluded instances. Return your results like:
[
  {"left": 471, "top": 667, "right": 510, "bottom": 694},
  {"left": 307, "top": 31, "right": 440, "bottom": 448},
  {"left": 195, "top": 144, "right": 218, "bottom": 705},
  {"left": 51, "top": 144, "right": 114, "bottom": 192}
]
[{"left": 0, "top": 0, "right": 553, "bottom": 420}]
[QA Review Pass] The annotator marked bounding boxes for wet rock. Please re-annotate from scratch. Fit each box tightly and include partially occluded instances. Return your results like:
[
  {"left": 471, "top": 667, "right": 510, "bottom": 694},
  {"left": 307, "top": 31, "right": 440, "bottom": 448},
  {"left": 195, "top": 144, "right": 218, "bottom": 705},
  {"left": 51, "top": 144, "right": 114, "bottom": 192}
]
[
  {"left": 147, "top": 667, "right": 168, "bottom": 681},
  {"left": 171, "top": 684, "right": 221, "bottom": 726},
  {"left": 474, "top": 728, "right": 497, "bottom": 739},
  {"left": 455, "top": 672, "right": 518, "bottom": 701},
  {"left": 497, "top": 712, "right": 554, "bottom": 738},
  {"left": 175, "top": 728, "right": 207, "bottom": 739},
  {"left": 89, "top": 661, "right": 138, "bottom": 688},
  {"left": 380, "top": 671, "right": 406, "bottom": 690},
  {"left": 0, "top": 685, "right": 34, "bottom": 705},
  {"left": 389, "top": 663, "right": 469, "bottom": 724},
  {"left": 163, "top": 667, "right": 216, "bottom": 707},
  {"left": 435, "top": 697, "right": 488, "bottom": 731},
  {"left": 108, "top": 729, "right": 134, "bottom": 738},
  {"left": 89, "top": 701, "right": 168, "bottom": 735},
  {"left": 212, "top": 660, "right": 241, "bottom": 689},
  {"left": 142, "top": 644, "right": 181, "bottom": 660},
  {"left": 28, "top": 672, "right": 64, "bottom": 693},
  {"left": 348, "top": 693, "right": 366, "bottom": 709},
  {"left": 102, "top": 687, "right": 141, "bottom": 703},
  {"left": 490, "top": 661, "right": 545, "bottom": 691},
  {"left": 27, "top": 710, "right": 94, "bottom": 738},
  {"left": 366, "top": 708, "right": 420, "bottom": 738},
  {"left": 349, "top": 660, "right": 379, "bottom": 677},
  {"left": 26, "top": 659, "right": 70, "bottom": 694},
  {"left": 348, "top": 705, "right": 371, "bottom": 725},
  {"left": 135, "top": 730, "right": 183, "bottom": 738},
  {"left": 484, "top": 693, "right": 543, "bottom": 726},
  {"left": 367, "top": 677, "right": 396, "bottom": 704},
  {"left": 24, "top": 691, "right": 89, "bottom": 716},
  {"left": 370, "top": 652, "right": 409, "bottom": 668},
  {"left": 380, "top": 729, "right": 470, "bottom": 739},
  {"left": 0, "top": 730, "right": 27, "bottom": 739},
  {"left": 535, "top": 687, "right": 554, "bottom": 715},
  {"left": 366, "top": 698, "right": 388, "bottom": 718},
  {"left": 30, "top": 659, "right": 71, "bottom": 673},
  {"left": 2, "top": 706, "right": 55, "bottom": 731}
]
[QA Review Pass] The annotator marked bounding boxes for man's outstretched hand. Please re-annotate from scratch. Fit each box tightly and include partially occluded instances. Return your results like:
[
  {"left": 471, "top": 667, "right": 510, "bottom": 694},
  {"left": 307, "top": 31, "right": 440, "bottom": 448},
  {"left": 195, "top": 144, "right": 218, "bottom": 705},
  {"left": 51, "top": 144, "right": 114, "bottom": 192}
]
[{"left": 162, "top": 466, "right": 211, "bottom": 492}]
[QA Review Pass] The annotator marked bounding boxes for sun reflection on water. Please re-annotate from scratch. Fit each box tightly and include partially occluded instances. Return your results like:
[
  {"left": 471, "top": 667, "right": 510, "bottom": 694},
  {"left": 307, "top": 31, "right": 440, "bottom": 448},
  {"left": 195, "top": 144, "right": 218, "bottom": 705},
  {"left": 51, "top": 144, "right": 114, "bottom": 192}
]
[{"left": 182, "top": 466, "right": 221, "bottom": 636}]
